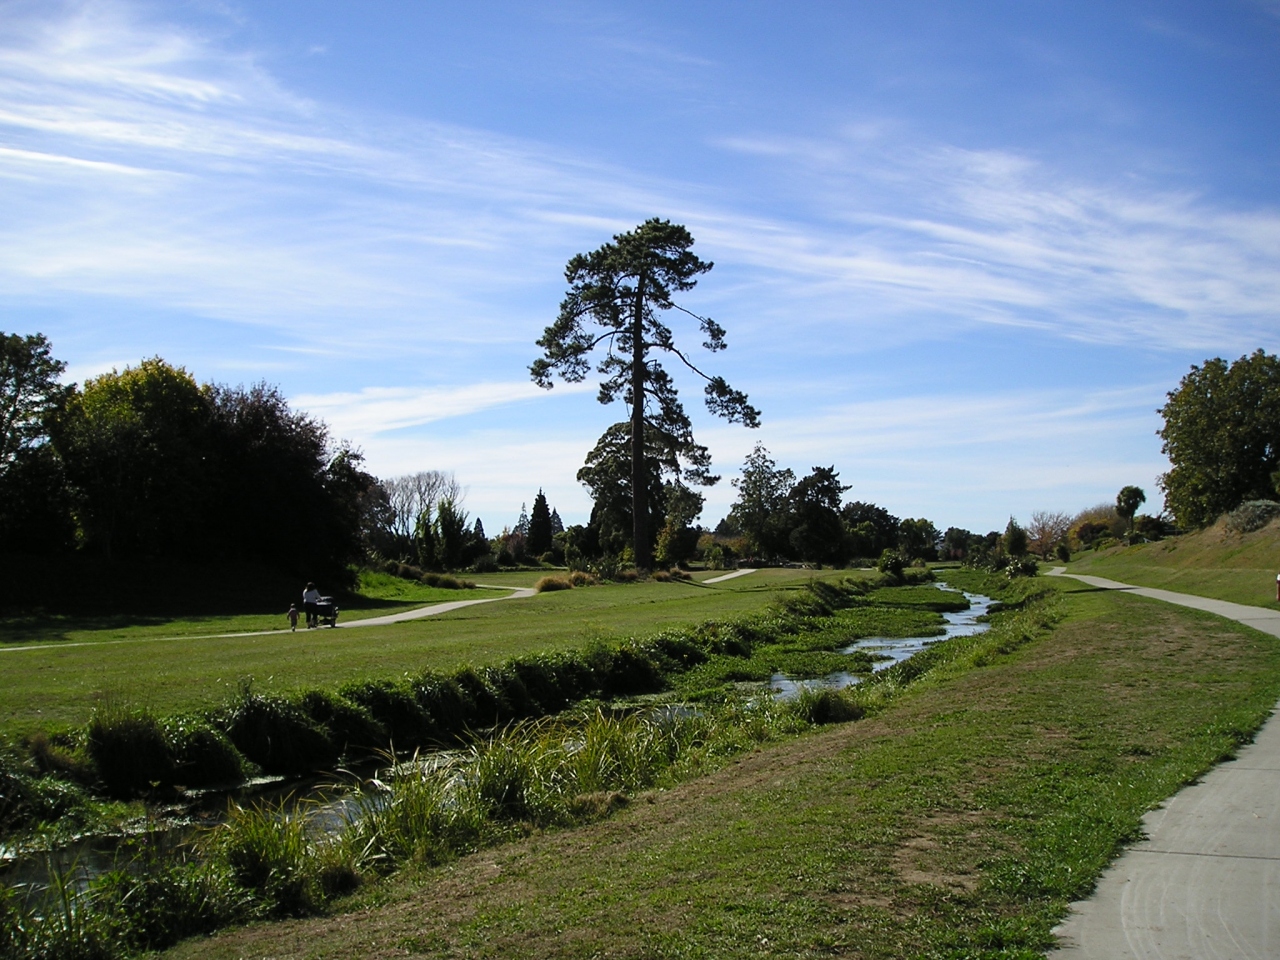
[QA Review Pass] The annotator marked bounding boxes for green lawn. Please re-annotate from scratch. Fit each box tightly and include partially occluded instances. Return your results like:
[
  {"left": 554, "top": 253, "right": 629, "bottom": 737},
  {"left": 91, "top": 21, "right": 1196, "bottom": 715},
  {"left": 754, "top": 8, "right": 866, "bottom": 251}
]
[
  {"left": 0, "top": 568, "right": 827, "bottom": 736},
  {"left": 1067, "top": 518, "right": 1280, "bottom": 609},
  {"left": 164, "top": 574, "right": 1280, "bottom": 959}
]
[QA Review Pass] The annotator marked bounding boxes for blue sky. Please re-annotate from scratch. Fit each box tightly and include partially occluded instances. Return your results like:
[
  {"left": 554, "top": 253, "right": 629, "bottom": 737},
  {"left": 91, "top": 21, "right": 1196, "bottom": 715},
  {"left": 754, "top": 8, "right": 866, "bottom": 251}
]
[{"left": 2, "top": 0, "right": 1278, "bottom": 534}]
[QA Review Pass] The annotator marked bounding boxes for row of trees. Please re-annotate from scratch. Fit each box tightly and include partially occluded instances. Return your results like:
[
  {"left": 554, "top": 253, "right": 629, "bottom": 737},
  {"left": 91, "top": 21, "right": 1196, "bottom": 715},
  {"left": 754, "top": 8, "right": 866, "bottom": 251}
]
[
  {"left": 0, "top": 336, "right": 378, "bottom": 581},
  {"left": 714, "top": 445, "right": 946, "bottom": 566}
]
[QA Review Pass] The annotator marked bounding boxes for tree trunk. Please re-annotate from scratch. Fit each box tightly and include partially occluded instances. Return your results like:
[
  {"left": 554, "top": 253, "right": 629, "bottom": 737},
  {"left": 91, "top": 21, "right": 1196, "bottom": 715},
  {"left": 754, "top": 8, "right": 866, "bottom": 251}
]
[{"left": 630, "top": 270, "right": 650, "bottom": 571}]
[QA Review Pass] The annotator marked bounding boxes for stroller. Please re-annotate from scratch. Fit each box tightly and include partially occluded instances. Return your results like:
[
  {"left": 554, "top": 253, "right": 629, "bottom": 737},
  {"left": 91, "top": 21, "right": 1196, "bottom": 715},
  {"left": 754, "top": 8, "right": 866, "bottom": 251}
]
[{"left": 308, "top": 596, "right": 339, "bottom": 628}]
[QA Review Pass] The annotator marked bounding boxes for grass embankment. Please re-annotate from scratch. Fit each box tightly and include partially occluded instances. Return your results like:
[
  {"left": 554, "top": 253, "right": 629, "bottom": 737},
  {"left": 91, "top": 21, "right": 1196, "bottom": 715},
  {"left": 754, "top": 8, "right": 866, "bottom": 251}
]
[
  {"left": 161, "top": 572, "right": 1280, "bottom": 959},
  {"left": 0, "top": 570, "right": 822, "bottom": 737},
  {"left": 1067, "top": 516, "right": 1280, "bottom": 609}
]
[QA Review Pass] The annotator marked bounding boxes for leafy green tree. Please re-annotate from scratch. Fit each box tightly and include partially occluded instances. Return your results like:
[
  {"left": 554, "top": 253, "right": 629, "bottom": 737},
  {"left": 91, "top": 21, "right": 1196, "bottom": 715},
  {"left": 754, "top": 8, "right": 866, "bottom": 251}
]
[
  {"left": 787, "top": 466, "right": 850, "bottom": 564},
  {"left": 413, "top": 506, "right": 436, "bottom": 570},
  {"left": 576, "top": 422, "right": 676, "bottom": 560},
  {"left": 897, "top": 517, "right": 941, "bottom": 561},
  {"left": 841, "top": 501, "right": 900, "bottom": 556},
  {"left": 53, "top": 358, "right": 208, "bottom": 559},
  {"left": 532, "top": 219, "right": 759, "bottom": 569},
  {"left": 0, "top": 332, "right": 70, "bottom": 475},
  {"left": 434, "top": 497, "right": 470, "bottom": 570},
  {"left": 0, "top": 332, "right": 75, "bottom": 554},
  {"left": 528, "top": 490, "right": 553, "bottom": 556},
  {"left": 727, "top": 444, "right": 794, "bottom": 557},
  {"left": 655, "top": 482, "right": 705, "bottom": 568},
  {"left": 1159, "top": 350, "right": 1280, "bottom": 527},
  {"left": 1115, "top": 486, "right": 1146, "bottom": 534},
  {"left": 1003, "top": 518, "right": 1029, "bottom": 557}
]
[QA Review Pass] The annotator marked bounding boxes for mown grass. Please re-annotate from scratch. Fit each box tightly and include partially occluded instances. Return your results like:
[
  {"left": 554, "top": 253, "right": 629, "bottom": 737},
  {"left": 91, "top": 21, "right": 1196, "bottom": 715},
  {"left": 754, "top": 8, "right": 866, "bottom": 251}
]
[
  {"left": 0, "top": 572, "right": 494, "bottom": 648},
  {"left": 0, "top": 570, "right": 827, "bottom": 737},
  {"left": 154, "top": 573, "right": 1280, "bottom": 959},
  {"left": 1067, "top": 517, "right": 1280, "bottom": 609}
]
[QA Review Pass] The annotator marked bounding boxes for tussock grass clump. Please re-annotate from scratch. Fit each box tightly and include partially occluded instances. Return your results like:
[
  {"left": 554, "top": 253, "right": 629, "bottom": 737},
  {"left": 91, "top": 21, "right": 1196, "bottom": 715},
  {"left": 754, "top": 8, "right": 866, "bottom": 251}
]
[
  {"left": 534, "top": 575, "right": 573, "bottom": 593},
  {"left": 569, "top": 571, "right": 598, "bottom": 587},
  {"left": 789, "top": 687, "right": 865, "bottom": 725},
  {"left": 339, "top": 680, "right": 437, "bottom": 747},
  {"left": 167, "top": 718, "right": 250, "bottom": 788},
  {"left": 205, "top": 801, "right": 319, "bottom": 915},
  {"left": 294, "top": 690, "right": 385, "bottom": 758},
  {"left": 218, "top": 692, "right": 336, "bottom": 776},
  {"left": 86, "top": 704, "right": 175, "bottom": 798}
]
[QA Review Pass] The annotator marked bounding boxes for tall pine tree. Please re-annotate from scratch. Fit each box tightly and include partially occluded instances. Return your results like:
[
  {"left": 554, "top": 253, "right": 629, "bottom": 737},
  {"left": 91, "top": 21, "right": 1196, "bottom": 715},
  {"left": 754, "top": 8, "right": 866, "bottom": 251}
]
[{"left": 532, "top": 219, "right": 759, "bottom": 569}]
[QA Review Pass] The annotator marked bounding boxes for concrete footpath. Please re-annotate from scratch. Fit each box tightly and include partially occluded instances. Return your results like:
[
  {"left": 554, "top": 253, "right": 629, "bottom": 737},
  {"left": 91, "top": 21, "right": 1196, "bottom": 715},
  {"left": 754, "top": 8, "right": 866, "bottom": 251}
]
[{"left": 1047, "top": 568, "right": 1280, "bottom": 959}]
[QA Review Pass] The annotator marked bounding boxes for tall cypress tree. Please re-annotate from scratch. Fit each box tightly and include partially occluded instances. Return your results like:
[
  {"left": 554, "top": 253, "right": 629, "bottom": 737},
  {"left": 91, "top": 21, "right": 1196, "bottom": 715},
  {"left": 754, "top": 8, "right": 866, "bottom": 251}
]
[
  {"left": 532, "top": 219, "right": 759, "bottom": 569},
  {"left": 528, "top": 489, "right": 553, "bottom": 556}
]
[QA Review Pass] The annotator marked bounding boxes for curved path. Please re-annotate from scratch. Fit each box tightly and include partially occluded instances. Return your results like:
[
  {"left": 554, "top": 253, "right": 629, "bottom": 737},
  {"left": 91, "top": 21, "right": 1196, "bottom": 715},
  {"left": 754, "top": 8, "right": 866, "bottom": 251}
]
[
  {"left": 702, "top": 568, "right": 758, "bottom": 584},
  {"left": 0, "top": 585, "right": 535, "bottom": 654},
  {"left": 1047, "top": 568, "right": 1280, "bottom": 959}
]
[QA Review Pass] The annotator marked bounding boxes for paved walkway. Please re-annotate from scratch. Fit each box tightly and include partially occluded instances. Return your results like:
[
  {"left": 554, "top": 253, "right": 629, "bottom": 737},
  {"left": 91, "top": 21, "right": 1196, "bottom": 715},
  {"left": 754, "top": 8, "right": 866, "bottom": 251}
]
[
  {"left": 702, "top": 568, "right": 758, "bottom": 584},
  {"left": 0, "top": 585, "right": 534, "bottom": 654},
  {"left": 1047, "top": 568, "right": 1280, "bottom": 959}
]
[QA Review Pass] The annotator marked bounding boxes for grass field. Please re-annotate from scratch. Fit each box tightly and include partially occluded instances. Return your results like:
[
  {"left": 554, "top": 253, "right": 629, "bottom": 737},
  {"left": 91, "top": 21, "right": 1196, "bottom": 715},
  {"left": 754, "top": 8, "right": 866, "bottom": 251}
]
[
  {"left": 1067, "top": 516, "right": 1280, "bottom": 608},
  {"left": 161, "top": 574, "right": 1280, "bottom": 959},
  {"left": 0, "top": 568, "right": 829, "bottom": 737}
]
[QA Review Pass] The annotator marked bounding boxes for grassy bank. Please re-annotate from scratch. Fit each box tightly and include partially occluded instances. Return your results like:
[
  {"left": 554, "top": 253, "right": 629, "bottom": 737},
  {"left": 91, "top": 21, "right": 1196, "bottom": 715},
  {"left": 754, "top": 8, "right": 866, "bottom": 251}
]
[
  {"left": 155, "top": 573, "right": 1280, "bottom": 959},
  {"left": 1067, "top": 516, "right": 1280, "bottom": 609},
  {"left": 0, "top": 570, "right": 822, "bottom": 737}
]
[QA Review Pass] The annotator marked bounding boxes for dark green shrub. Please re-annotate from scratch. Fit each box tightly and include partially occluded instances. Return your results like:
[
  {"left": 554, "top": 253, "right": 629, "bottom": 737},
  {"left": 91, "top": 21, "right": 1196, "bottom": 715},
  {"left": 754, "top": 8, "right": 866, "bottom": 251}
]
[
  {"left": 481, "top": 665, "right": 536, "bottom": 722},
  {"left": 471, "top": 554, "right": 499, "bottom": 573},
  {"left": 218, "top": 694, "right": 336, "bottom": 776},
  {"left": 509, "top": 656, "right": 587, "bottom": 714},
  {"left": 1224, "top": 500, "right": 1280, "bottom": 534},
  {"left": 0, "top": 751, "right": 92, "bottom": 831},
  {"left": 877, "top": 549, "right": 905, "bottom": 580},
  {"left": 295, "top": 690, "right": 386, "bottom": 756},
  {"left": 452, "top": 667, "right": 504, "bottom": 727},
  {"left": 646, "top": 631, "right": 709, "bottom": 672},
  {"left": 592, "top": 645, "right": 666, "bottom": 697},
  {"left": 339, "top": 680, "right": 437, "bottom": 747},
  {"left": 87, "top": 706, "right": 176, "bottom": 797},
  {"left": 167, "top": 719, "right": 249, "bottom": 787},
  {"left": 411, "top": 672, "right": 474, "bottom": 735}
]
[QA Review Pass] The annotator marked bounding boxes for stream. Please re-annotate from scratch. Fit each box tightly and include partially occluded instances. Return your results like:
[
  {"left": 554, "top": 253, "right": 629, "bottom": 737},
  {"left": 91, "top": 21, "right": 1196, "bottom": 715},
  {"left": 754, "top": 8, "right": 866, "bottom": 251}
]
[
  {"left": 2, "top": 581, "right": 995, "bottom": 898},
  {"left": 770, "top": 582, "right": 995, "bottom": 698}
]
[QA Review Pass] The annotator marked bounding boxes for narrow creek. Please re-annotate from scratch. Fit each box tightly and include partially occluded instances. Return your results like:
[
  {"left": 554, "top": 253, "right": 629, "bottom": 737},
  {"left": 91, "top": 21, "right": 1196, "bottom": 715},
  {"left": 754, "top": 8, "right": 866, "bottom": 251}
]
[
  {"left": 2, "top": 581, "right": 995, "bottom": 898},
  {"left": 770, "top": 582, "right": 995, "bottom": 698}
]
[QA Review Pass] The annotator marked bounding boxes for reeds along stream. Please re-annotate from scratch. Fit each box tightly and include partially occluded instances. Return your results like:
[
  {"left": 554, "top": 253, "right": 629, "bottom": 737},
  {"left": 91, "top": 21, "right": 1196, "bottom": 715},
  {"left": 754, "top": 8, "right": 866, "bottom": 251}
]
[{"left": 0, "top": 702, "right": 814, "bottom": 958}]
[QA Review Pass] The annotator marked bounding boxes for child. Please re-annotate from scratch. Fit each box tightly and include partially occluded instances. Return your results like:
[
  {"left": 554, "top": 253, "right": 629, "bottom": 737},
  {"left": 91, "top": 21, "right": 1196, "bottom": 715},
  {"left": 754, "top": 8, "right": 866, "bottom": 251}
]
[{"left": 287, "top": 603, "right": 299, "bottom": 631}]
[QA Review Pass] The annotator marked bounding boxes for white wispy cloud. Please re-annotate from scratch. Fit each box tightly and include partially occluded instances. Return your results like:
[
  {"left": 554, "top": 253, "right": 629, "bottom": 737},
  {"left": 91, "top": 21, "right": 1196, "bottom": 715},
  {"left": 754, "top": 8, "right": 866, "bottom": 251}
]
[
  {"left": 295, "top": 380, "right": 595, "bottom": 438},
  {"left": 2, "top": 0, "right": 1275, "bottom": 364}
]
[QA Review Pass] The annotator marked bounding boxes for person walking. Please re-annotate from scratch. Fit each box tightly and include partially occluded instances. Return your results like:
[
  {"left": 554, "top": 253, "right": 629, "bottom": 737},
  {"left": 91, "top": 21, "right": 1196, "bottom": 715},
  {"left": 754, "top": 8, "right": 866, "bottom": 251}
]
[{"left": 302, "top": 582, "right": 322, "bottom": 628}]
